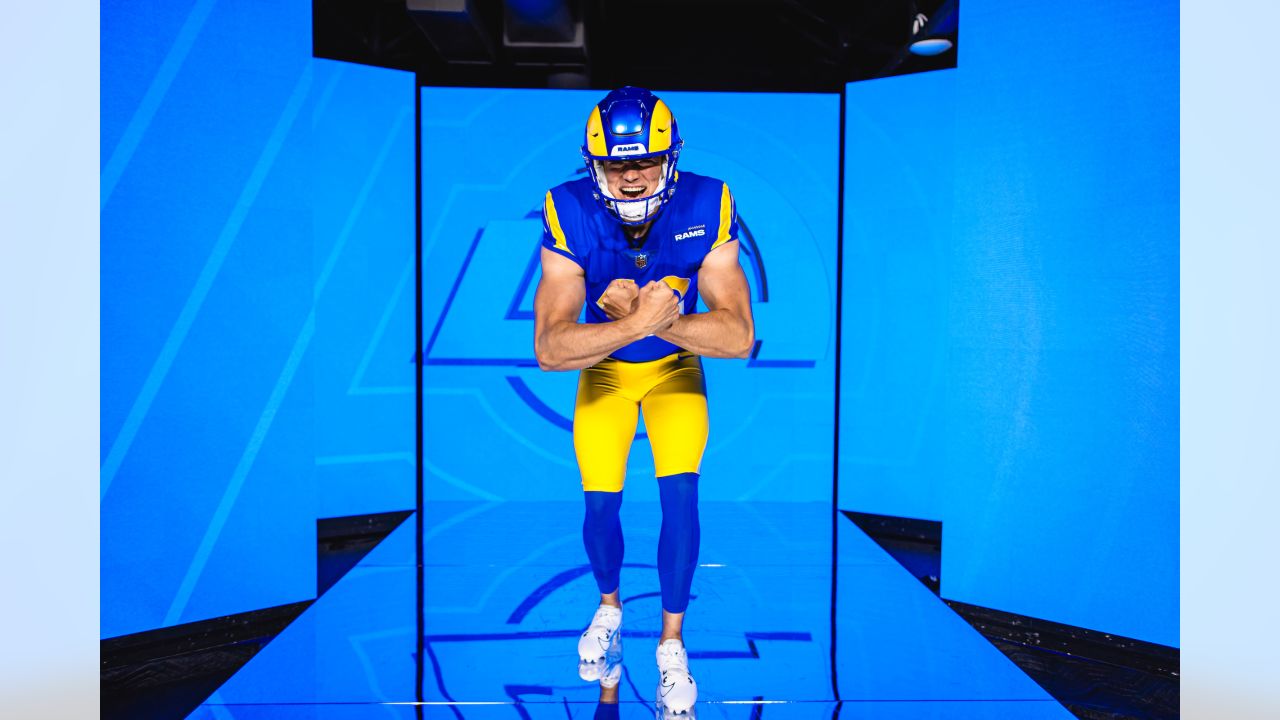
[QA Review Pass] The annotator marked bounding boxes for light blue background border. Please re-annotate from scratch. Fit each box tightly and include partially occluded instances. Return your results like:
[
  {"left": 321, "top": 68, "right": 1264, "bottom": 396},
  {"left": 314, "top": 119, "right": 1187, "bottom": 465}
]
[
  {"left": 1, "top": 3, "right": 100, "bottom": 718},
  {"left": 5, "top": 0, "right": 1279, "bottom": 716}
]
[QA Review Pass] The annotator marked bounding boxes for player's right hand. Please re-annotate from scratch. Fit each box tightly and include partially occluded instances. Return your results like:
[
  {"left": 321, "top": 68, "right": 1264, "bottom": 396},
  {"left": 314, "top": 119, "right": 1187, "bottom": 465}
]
[{"left": 631, "top": 280, "right": 680, "bottom": 335}]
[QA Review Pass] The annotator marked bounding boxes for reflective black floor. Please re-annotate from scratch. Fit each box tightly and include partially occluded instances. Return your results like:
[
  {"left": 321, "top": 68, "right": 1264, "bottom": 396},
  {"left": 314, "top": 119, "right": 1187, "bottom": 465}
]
[{"left": 191, "top": 502, "right": 1072, "bottom": 719}]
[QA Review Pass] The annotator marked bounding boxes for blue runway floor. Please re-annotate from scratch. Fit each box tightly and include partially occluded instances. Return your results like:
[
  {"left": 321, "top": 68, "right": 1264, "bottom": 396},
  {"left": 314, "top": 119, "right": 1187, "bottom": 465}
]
[{"left": 192, "top": 502, "right": 1072, "bottom": 719}]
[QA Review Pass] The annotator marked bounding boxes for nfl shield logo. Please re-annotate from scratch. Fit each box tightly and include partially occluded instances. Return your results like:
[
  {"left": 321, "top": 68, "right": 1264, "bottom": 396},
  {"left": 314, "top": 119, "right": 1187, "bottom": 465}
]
[{"left": 634, "top": 253, "right": 648, "bottom": 269}]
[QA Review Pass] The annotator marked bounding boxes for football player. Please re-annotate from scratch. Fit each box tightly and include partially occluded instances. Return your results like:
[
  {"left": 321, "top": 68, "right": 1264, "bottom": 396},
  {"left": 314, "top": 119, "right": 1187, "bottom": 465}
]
[{"left": 534, "top": 86, "right": 754, "bottom": 713}]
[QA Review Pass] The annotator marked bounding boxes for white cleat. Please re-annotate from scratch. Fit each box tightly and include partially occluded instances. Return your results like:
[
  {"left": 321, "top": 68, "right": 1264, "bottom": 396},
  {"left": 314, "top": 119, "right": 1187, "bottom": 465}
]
[
  {"left": 655, "top": 638, "right": 697, "bottom": 714},
  {"left": 577, "top": 604, "right": 623, "bottom": 683},
  {"left": 578, "top": 629, "right": 622, "bottom": 686}
]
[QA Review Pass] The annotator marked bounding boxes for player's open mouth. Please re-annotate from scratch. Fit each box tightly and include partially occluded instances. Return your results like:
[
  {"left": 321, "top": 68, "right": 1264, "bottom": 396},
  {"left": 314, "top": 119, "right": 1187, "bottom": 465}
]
[{"left": 620, "top": 186, "right": 646, "bottom": 198}]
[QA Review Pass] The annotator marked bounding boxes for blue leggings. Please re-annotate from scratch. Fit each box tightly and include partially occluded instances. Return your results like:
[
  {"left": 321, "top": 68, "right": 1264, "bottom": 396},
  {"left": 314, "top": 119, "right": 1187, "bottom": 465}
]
[{"left": 583, "top": 473, "right": 700, "bottom": 613}]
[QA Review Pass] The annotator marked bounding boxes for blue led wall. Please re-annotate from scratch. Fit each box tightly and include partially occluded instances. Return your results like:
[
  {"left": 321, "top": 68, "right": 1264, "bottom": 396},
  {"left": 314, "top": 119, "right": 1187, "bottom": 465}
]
[
  {"left": 420, "top": 88, "right": 838, "bottom": 504},
  {"left": 102, "top": 0, "right": 413, "bottom": 638},
  {"left": 839, "top": 0, "right": 1178, "bottom": 646}
]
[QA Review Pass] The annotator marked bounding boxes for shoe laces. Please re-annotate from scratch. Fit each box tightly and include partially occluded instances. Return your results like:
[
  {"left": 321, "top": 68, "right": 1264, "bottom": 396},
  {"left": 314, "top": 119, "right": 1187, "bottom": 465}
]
[
  {"left": 656, "top": 639, "right": 688, "bottom": 673},
  {"left": 589, "top": 605, "right": 621, "bottom": 637},
  {"left": 593, "top": 604, "right": 621, "bottom": 624}
]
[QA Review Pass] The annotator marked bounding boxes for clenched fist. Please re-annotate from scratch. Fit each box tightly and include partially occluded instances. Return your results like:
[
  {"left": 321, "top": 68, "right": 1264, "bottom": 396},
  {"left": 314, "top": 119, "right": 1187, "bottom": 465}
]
[
  {"left": 630, "top": 280, "right": 681, "bottom": 336},
  {"left": 596, "top": 278, "right": 639, "bottom": 321}
]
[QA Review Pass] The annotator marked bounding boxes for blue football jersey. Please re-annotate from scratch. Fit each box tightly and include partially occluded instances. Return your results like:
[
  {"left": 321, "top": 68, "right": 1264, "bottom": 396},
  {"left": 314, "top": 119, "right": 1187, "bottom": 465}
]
[{"left": 540, "top": 171, "right": 739, "bottom": 362}]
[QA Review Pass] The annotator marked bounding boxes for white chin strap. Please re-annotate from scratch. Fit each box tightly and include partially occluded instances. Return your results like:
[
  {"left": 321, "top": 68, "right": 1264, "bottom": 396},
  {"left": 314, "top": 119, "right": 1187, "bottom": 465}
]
[{"left": 595, "top": 158, "right": 668, "bottom": 223}]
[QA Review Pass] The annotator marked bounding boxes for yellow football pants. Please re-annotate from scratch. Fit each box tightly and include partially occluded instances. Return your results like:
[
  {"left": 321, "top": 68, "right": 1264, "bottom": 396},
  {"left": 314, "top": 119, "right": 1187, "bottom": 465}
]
[{"left": 573, "top": 352, "right": 709, "bottom": 492}]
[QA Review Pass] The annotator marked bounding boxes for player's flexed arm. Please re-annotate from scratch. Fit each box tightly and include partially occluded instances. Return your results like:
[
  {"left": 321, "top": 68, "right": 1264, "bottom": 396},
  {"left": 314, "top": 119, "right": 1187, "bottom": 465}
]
[
  {"left": 534, "top": 247, "right": 680, "bottom": 371},
  {"left": 655, "top": 239, "right": 754, "bottom": 358}
]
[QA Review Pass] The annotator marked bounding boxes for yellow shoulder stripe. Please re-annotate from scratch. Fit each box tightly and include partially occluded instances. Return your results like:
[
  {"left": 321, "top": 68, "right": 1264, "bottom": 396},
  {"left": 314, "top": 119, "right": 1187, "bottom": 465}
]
[
  {"left": 544, "top": 191, "right": 573, "bottom": 255},
  {"left": 711, "top": 182, "right": 735, "bottom": 250}
]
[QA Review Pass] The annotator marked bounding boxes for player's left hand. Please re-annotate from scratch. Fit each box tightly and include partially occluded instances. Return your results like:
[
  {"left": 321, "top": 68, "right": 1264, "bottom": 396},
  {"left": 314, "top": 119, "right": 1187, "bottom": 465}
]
[{"left": 596, "top": 278, "right": 639, "bottom": 321}]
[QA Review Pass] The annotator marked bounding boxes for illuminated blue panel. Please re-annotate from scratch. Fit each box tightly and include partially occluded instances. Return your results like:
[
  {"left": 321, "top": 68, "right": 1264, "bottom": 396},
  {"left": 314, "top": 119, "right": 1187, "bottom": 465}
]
[
  {"left": 421, "top": 89, "right": 837, "bottom": 503},
  {"left": 840, "top": 0, "right": 1177, "bottom": 646},
  {"left": 101, "top": 0, "right": 314, "bottom": 640},
  {"left": 310, "top": 62, "right": 416, "bottom": 519},
  {"left": 102, "top": 0, "right": 413, "bottom": 637}
]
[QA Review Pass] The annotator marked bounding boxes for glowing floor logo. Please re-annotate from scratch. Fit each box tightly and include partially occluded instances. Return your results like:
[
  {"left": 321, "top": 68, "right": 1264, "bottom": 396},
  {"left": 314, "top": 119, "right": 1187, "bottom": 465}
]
[{"left": 420, "top": 561, "right": 819, "bottom": 706}]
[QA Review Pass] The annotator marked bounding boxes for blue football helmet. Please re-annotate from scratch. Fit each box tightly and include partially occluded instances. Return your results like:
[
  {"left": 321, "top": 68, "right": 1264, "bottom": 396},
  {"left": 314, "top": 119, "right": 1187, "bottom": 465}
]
[{"left": 581, "top": 86, "right": 683, "bottom": 225}]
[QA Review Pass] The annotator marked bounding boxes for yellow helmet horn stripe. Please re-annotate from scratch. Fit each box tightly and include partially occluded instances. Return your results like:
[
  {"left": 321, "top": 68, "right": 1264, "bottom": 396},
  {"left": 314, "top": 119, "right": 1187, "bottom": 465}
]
[
  {"left": 585, "top": 106, "right": 608, "bottom": 157},
  {"left": 648, "top": 100, "right": 673, "bottom": 153}
]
